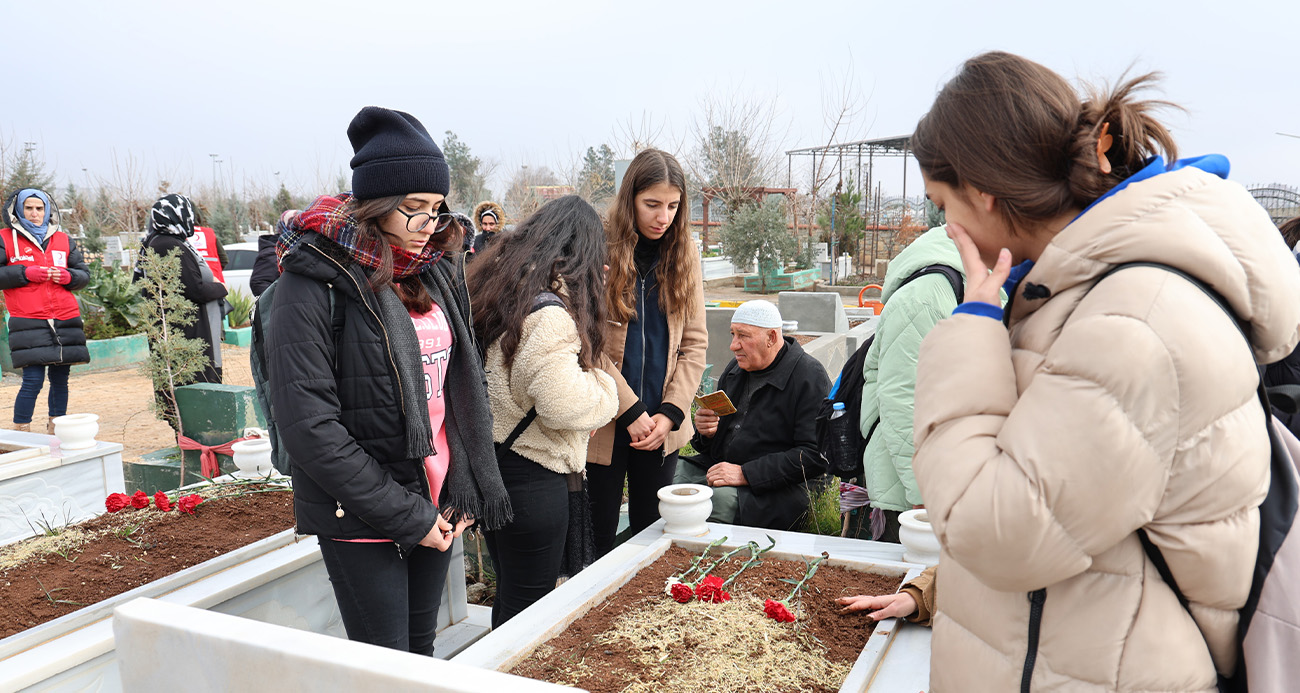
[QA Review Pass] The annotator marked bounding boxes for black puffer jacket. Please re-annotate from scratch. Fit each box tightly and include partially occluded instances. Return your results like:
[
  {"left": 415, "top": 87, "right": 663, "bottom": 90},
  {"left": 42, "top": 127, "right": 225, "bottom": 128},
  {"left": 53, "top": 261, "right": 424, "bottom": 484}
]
[
  {"left": 0, "top": 200, "right": 91, "bottom": 368},
  {"left": 686, "top": 337, "right": 831, "bottom": 531},
  {"left": 267, "top": 235, "right": 484, "bottom": 552}
]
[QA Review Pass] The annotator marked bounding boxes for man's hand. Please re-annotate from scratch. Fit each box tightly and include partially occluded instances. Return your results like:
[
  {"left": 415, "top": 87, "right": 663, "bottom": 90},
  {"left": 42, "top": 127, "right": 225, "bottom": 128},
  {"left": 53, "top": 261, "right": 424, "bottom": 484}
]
[
  {"left": 630, "top": 413, "right": 672, "bottom": 451},
  {"left": 627, "top": 411, "right": 655, "bottom": 442},
  {"left": 836, "top": 591, "right": 918, "bottom": 621},
  {"left": 705, "top": 461, "right": 747, "bottom": 487},
  {"left": 694, "top": 407, "right": 719, "bottom": 438}
]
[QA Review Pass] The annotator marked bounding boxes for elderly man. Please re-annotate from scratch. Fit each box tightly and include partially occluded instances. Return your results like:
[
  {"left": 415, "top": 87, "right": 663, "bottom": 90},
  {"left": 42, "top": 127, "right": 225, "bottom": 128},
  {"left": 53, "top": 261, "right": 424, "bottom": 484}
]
[{"left": 675, "top": 299, "right": 831, "bottom": 531}]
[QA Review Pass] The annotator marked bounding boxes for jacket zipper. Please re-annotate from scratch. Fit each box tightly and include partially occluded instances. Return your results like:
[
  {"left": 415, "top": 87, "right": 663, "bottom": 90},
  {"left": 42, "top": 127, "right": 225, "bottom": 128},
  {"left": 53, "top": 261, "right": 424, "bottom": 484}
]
[
  {"left": 306, "top": 245, "right": 406, "bottom": 418},
  {"left": 638, "top": 268, "right": 649, "bottom": 401},
  {"left": 1020, "top": 588, "right": 1047, "bottom": 693}
]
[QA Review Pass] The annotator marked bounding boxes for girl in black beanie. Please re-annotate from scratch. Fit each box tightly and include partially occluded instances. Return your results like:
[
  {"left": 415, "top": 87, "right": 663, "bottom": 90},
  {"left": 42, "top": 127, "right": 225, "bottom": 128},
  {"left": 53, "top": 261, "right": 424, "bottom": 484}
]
[{"left": 265, "top": 106, "right": 510, "bottom": 655}]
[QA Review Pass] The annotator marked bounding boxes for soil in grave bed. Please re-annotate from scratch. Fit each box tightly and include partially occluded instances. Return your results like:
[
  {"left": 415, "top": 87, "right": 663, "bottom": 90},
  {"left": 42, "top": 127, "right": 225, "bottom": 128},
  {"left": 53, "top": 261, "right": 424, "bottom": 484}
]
[
  {"left": 0, "top": 487, "right": 295, "bottom": 639},
  {"left": 510, "top": 544, "right": 901, "bottom": 693}
]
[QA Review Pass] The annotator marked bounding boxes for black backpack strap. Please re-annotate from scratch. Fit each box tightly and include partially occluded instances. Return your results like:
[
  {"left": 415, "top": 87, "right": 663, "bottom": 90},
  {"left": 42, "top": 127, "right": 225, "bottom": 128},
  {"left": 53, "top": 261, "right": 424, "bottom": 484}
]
[
  {"left": 897, "top": 263, "right": 965, "bottom": 304},
  {"left": 495, "top": 292, "right": 567, "bottom": 455},
  {"left": 1095, "top": 262, "right": 1300, "bottom": 683},
  {"left": 499, "top": 407, "right": 539, "bottom": 454}
]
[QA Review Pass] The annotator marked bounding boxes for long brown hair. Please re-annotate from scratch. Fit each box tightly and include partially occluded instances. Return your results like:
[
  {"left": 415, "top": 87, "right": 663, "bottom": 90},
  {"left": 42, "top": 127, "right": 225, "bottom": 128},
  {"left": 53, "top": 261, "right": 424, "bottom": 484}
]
[
  {"left": 912, "top": 51, "right": 1180, "bottom": 235},
  {"left": 350, "top": 195, "right": 464, "bottom": 312},
  {"left": 467, "top": 195, "right": 607, "bottom": 368},
  {"left": 605, "top": 149, "right": 699, "bottom": 322}
]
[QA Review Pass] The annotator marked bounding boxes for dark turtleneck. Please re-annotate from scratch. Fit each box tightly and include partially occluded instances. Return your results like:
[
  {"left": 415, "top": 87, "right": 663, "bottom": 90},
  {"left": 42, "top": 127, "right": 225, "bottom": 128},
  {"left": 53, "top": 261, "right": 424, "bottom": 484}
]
[{"left": 634, "top": 234, "right": 661, "bottom": 276}]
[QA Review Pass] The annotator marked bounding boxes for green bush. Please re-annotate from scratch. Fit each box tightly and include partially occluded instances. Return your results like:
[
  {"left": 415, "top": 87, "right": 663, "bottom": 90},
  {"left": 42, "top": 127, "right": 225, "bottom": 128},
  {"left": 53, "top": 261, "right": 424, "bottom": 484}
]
[
  {"left": 77, "top": 260, "right": 144, "bottom": 340},
  {"left": 226, "top": 291, "right": 255, "bottom": 328},
  {"left": 802, "top": 477, "right": 844, "bottom": 536}
]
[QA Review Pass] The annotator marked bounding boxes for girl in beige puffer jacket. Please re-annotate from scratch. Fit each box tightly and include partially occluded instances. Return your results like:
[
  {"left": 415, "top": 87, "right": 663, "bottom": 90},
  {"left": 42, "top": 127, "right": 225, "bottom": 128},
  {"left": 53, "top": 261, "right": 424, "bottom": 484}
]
[{"left": 909, "top": 51, "right": 1300, "bottom": 692}]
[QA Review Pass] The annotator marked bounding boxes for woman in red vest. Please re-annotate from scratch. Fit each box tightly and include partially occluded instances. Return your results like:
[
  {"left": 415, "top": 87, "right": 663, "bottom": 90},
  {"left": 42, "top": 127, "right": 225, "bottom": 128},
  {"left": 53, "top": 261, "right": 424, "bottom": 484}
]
[{"left": 0, "top": 189, "right": 90, "bottom": 433}]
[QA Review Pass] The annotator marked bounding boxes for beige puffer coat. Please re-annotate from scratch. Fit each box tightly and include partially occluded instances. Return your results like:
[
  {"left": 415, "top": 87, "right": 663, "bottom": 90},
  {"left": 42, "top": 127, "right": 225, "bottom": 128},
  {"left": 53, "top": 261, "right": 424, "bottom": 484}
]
[{"left": 913, "top": 166, "right": 1300, "bottom": 692}]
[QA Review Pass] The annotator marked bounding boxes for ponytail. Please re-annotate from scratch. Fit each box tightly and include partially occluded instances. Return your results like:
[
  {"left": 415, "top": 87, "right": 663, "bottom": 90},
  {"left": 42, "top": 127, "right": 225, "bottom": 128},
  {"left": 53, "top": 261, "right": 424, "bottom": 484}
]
[{"left": 913, "top": 52, "right": 1182, "bottom": 235}]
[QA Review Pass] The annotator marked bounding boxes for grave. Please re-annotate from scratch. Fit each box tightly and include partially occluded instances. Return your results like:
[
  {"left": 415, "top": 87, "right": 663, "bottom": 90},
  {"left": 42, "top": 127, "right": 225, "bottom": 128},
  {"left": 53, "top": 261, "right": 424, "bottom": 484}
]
[{"left": 779, "top": 291, "right": 850, "bottom": 334}]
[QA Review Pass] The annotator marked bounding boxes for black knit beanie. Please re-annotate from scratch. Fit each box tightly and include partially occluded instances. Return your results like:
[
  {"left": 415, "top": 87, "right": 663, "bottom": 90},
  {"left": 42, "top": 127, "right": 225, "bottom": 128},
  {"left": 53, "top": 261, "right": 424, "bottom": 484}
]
[{"left": 347, "top": 106, "right": 450, "bottom": 200}]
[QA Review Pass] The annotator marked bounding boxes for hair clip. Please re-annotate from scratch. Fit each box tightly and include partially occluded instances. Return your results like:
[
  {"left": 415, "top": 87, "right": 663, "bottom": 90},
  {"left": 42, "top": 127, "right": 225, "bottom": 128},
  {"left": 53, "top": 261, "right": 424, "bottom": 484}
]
[{"left": 1096, "top": 122, "right": 1114, "bottom": 175}]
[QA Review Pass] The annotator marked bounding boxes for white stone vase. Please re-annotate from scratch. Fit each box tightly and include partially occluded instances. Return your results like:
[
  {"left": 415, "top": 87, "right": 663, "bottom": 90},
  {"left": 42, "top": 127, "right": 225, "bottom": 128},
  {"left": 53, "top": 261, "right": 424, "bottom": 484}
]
[
  {"left": 230, "top": 438, "right": 274, "bottom": 478},
  {"left": 51, "top": 413, "right": 99, "bottom": 451},
  {"left": 657, "top": 483, "right": 714, "bottom": 536},
  {"left": 898, "top": 508, "right": 941, "bottom": 566}
]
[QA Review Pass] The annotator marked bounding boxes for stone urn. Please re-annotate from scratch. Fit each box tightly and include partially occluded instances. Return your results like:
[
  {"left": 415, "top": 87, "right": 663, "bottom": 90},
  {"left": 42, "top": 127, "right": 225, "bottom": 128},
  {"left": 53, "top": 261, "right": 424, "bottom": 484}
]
[
  {"left": 898, "top": 509, "right": 941, "bottom": 566},
  {"left": 230, "top": 438, "right": 274, "bottom": 478},
  {"left": 51, "top": 413, "right": 99, "bottom": 451},
  {"left": 657, "top": 483, "right": 714, "bottom": 536}
]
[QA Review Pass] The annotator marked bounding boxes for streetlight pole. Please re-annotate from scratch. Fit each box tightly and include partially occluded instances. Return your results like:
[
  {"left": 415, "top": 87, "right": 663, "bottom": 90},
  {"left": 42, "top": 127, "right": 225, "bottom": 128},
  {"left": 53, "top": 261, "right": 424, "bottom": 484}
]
[
  {"left": 1279, "top": 132, "right": 1300, "bottom": 140},
  {"left": 209, "top": 153, "right": 219, "bottom": 190}
]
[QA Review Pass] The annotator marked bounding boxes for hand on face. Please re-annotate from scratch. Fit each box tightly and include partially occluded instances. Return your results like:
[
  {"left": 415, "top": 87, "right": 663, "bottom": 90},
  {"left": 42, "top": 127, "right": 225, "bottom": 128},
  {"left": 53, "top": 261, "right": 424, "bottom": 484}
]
[{"left": 947, "top": 222, "right": 1012, "bottom": 307}]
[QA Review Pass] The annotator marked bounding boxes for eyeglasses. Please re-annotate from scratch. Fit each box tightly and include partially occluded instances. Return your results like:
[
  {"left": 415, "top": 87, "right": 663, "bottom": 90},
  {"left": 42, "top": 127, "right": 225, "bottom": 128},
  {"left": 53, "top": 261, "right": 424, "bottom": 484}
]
[{"left": 393, "top": 203, "right": 455, "bottom": 234}]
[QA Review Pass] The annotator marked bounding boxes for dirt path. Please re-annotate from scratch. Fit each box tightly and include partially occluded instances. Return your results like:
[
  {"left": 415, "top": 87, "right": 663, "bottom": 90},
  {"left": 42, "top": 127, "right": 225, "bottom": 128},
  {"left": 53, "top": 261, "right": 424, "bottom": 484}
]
[{"left": 0, "top": 345, "right": 254, "bottom": 463}]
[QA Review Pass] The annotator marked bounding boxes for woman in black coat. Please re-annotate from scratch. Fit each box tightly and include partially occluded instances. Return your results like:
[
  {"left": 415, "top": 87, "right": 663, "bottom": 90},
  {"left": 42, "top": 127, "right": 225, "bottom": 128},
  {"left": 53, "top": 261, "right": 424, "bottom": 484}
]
[
  {"left": 265, "top": 106, "right": 511, "bottom": 656},
  {"left": 0, "top": 189, "right": 90, "bottom": 433},
  {"left": 135, "top": 194, "right": 227, "bottom": 385}
]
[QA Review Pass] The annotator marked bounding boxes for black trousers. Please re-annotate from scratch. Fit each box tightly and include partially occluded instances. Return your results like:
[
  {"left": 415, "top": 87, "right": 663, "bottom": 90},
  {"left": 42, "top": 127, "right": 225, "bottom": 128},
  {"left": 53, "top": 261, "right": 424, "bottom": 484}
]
[
  {"left": 484, "top": 448, "right": 569, "bottom": 628},
  {"left": 587, "top": 446, "right": 679, "bottom": 557},
  {"left": 316, "top": 538, "right": 453, "bottom": 655}
]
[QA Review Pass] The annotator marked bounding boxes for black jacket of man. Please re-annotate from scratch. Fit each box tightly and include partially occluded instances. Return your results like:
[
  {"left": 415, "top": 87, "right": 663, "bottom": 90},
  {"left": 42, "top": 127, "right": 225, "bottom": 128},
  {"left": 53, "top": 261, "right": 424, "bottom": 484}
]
[{"left": 687, "top": 336, "right": 831, "bottom": 531}]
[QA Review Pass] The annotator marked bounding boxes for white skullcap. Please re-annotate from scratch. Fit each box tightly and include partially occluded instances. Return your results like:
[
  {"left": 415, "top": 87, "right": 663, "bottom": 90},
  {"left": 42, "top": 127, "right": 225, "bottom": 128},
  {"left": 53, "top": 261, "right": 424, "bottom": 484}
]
[{"left": 731, "top": 300, "right": 783, "bottom": 330}]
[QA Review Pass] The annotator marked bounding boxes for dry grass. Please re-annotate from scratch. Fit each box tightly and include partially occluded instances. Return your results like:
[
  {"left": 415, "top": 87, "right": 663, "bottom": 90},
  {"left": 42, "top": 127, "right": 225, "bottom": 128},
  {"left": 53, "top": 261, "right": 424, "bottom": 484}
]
[{"left": 572, "top": 594, "right": 852, "bottom": 693}]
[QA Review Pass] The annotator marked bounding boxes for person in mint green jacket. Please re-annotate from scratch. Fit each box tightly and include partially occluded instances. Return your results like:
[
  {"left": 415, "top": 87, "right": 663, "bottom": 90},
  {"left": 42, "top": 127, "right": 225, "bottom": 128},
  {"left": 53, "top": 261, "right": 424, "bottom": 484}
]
[{"left": 857, "top": 226, "right": 964, "bottom": 542}]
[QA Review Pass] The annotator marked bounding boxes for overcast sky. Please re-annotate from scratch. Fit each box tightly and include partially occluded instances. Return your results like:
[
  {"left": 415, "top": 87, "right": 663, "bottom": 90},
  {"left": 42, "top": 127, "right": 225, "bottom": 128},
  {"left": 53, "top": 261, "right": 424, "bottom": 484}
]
[{"left": 5, "top": 0, "right": 1297, "bottom": 202}]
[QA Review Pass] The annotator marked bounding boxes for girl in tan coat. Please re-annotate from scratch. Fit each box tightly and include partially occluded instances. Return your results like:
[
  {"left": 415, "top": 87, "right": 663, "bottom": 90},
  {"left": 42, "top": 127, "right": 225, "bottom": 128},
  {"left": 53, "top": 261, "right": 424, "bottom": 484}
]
[
  {"left": 910, "top": 52, "right": 1300, "bottom": 691},
  {"left": 468, "top": 195, "right": 619, "bottom": 627},
  {"left": 587, "top": 149, "right": 708, "bottom": 555}
]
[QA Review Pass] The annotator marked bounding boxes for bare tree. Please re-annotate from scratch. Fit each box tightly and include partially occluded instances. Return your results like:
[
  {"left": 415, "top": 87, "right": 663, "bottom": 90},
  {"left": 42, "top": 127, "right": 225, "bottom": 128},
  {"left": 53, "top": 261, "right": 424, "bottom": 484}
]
[
  {"left": 684, "top": 90, "right": 789, "bottom": 214},
  {"left": 611, "top": 111, "right": 672, "bottom": 159},
  {"left": 98, "top": 150, "right": 150, "bottom": 236},
  {"left": 503, "top": 164, "right": 561, "bottom": 219}
]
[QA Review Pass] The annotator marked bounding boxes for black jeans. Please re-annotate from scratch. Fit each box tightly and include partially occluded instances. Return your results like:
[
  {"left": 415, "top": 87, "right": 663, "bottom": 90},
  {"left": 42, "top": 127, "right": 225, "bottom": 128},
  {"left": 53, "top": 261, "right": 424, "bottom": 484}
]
[
  {"left": 484, "top": 448, "right": 569, "bottom": 628},
  {"left": 316, "top": 538, "right": 452, "bottom": 655},
  {"left": 587, "top": 446, "right": 679, "bottom": 557}
]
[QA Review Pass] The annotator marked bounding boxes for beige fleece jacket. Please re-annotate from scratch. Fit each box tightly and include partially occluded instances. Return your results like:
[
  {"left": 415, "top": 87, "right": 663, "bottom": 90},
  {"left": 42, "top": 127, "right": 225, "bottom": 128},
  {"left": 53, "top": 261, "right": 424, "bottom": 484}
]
[{"left": 485, "top": 306, "right": 619, "bottom": 474}]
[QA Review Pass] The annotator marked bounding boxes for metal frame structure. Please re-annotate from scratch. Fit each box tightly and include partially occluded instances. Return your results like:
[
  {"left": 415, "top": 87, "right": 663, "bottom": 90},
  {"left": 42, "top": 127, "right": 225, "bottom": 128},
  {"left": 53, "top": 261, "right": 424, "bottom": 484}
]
[
  {"left": 1247, "top": 184, "right": 1300, "bottom": 226},
  {"left": 784, "top": 135, "right": 917, "bottom": 280}
]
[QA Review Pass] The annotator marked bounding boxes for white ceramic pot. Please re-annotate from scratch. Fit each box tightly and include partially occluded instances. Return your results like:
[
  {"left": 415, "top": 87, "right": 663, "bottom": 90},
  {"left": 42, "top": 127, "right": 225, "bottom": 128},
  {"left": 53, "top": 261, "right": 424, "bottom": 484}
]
[
  {"left": 230, "top": 438, "right": 274, "bottom": 478},
  {"left": 898, "top": 509, "right": 941, "bottom": 567},
  {"left": 51, "top": 413, "right": 99, "bottom": 451},
  {"left": 656, "top": 483, "right": 714, "bottom": 536}
]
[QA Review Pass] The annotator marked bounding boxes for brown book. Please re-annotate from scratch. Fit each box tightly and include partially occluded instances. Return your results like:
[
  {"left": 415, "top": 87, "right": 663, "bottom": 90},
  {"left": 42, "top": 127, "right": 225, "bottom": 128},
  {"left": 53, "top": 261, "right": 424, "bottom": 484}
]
[{"left": 694, "top": 390, "right": 737, "bottom": 416}]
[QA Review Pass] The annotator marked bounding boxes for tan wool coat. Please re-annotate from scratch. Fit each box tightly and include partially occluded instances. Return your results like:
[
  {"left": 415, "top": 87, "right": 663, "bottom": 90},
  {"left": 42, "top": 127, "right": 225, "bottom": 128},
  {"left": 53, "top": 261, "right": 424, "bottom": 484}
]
[
  {"left": 913, "top": 166, "right": 1300, "bottom": 692},
  {"left": 587, "top": 252, "right": 708, "bottom": 464},
  {"left": 486, "top": 306, "right": 619, "bottom": 474}
]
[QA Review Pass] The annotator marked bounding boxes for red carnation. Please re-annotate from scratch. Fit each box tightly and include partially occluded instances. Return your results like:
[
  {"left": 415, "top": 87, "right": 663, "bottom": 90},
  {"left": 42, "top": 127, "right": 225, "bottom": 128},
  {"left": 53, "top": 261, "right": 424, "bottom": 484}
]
[
  {"left": 763, "top": 598, "right": 796, "bottom": 623},
  {"left": 694, "top": 574, "right": 731, "bottom": 603},
  {"left": 105, "top": 493, "right": 131, "bottom": 513},
  {"left": 670, "top": 582, "right": 695, "bottom": 604},
  {"left": 154, "top": 491, "right": 172, "bottom": 512},
  {"left": 177, "top": 494, "right": 204, "bottom": 515},
  {"left": 130, "top": 490, "right": 149, "bottom": 509}
]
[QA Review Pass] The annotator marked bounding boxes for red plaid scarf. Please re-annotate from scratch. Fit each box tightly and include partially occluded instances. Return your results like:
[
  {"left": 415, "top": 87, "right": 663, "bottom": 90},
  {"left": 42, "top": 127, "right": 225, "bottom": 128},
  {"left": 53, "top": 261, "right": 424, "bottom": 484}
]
[{"left": 277, "top": 193, "right": 443, "bottom": 279}]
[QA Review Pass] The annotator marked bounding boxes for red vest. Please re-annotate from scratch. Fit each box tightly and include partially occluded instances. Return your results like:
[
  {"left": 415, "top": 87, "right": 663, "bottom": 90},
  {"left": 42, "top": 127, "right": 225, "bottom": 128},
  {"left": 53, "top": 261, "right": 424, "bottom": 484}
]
[
  {"left": 189, "top": 226, "right": 226, "bottom": 283},
  {"left": 4, "top": 227, "right": 80, "bottom": 320}
]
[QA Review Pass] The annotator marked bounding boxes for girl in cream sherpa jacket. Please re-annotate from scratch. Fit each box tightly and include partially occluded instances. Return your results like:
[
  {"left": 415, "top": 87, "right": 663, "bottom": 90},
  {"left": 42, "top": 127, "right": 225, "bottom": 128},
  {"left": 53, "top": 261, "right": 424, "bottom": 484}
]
[{"left": 485, "top": 304, "right": 619, "bottom": 472}]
